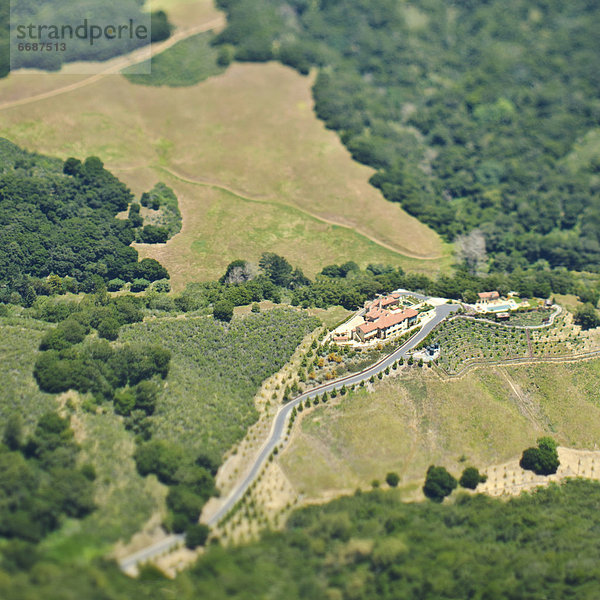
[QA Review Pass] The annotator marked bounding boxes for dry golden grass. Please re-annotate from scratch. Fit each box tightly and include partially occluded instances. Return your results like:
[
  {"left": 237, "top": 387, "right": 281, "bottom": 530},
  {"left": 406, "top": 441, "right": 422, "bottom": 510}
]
[
  {"left": 279, "top": 360, "right": 600, "bottom": 501},
  {"left": 0, "top": 2, "right": 450, "bottom": 289}
]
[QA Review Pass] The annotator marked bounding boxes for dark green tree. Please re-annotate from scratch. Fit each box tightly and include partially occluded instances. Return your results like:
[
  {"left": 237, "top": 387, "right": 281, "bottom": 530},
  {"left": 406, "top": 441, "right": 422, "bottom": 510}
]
[
  {"left": 386, "top": 472, "right": 400, "bottom": 487},
  {"left": 3, "top": 415, "right": 23, "bottom": 451},
  {"left": 423, "top": 465, "right": 457, "bottom": 503},
  {"left": 185, "top": 523, "right": 210, "bottom": 549},
  {"left": 213, "top": 301, "right": 234, "bottom": 322},
  {"left": 259, "top": 253, "right": 293, "bottom": 287},
  {"left": 459, "top": 466, "right": 487, "bottom": 490},
  {"left": 520, "top": 437, "right": 560, "bottom": 476},
  {"left": 574, "top": 304, "right": 600, "bottom": 330}
]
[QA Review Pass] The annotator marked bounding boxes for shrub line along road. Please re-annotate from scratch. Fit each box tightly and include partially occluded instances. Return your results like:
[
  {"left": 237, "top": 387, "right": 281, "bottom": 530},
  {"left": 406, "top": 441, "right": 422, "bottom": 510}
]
[{"left": 118, "top": 297, "right": 458, "bottom": 573}]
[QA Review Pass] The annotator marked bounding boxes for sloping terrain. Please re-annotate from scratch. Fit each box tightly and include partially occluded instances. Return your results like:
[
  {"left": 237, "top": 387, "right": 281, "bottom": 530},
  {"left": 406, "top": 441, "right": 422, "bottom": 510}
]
[
  {"left": 0, "top": 2, "right": 449, "bottom": 289},
  {"left": 279, "top": 359, "right": 600, "bottom": 500}
]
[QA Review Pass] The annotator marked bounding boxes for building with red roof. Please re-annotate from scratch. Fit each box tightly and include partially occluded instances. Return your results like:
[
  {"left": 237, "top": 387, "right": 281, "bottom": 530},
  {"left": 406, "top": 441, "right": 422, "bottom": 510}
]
[
  {"left": 355, "top": 307, "right": 418, "bottom": 342},
  {"left": 477, "top": 291, "right": 500, "bottom": 303}
]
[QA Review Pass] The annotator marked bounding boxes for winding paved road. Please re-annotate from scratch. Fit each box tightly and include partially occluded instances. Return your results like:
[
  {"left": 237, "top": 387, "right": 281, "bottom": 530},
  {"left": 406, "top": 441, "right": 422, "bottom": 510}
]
[
  {"left": 205, "top": 299, "right": 458, "bottom": 525},
  {"left": 119, "top": 298, "right": 458, "bottom": 571}
]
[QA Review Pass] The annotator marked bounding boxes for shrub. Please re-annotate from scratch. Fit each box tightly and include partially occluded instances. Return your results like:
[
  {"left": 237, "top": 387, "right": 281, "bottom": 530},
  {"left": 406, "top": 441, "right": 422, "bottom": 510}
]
[
  {"left": 186, "top": 523, "right": 210, "bottom": 549},
  {"left": 386, "top": 472, "right": 400, "bottom": 488},
  {"left": 520, "top": 437, "right": 560, "bottom": 475},
  {"left": 141, "top": 224, "right": 169, "bottom": 244},
  {"left": 97, "top": 317, "right": 120, "bottom": 341},
  {"left": 134, "top": 440, "right": 184, "bottom": 484},
  {"left": 131, "top": 278, "right": 151, "bottom": 292},
  {"left": 113, "top": 389, "right": 136, "bottom": 416},
  {"left": 213, "top": 301, "right": 234, "bottom": 322},
  {"left": 459, "top": 467, "right": 487, "bottom": 490},
  {"left": 107, "top": 278, "right": 125, "bottom": 291},
  {"left": 423, "top": 465, "right": 457, "bottom": 503}
]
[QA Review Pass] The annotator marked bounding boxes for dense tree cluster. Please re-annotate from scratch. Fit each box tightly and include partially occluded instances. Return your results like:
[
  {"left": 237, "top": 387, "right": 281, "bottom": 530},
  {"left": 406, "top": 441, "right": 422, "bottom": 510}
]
[
  {"left": 135, "top": 182, "right": 182, "bottom": 244},
  {"left": 134, "top": 439, "right": 218, "bottom": 540},
  {"left": 289, "top": 260, "right": 595, "bottom": 311},
  {"left": 3, "top": 480, "right": 600, "bottom": 598},
  {"left": 0, "top": 140, "right": 170, "bottom": 303},
  {"left": 520, "top": 437, "right": 560, "bottom": 476},
  {"left": 215, "top": 0, "right": 600, "bottom": 273},
  {"left": 574, "top": 303, "right": 600, "bottom": 330},
  {"left": 171, "top": 253, "right": 599, "bottom": 319},
  {"left": 32, "top": 288, "right": 170, "bottom": 403},
  {"left": 0, "top": 412, "right": 95, "bottom": 548},
  {"left": 1, "top": 0, "right": 172, "bottom": 73}
]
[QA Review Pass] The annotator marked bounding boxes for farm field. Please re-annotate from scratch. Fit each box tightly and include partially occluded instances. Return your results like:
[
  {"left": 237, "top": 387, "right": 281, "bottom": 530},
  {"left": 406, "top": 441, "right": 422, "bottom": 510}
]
[
  {"left": 279, "top": 359, "right": 600, "bottom": 501},
  {"left": 422, "top": 311, "right": 600, "bottom": 375},
  {"left": 0, "top": 4, "right": 450, "bottom": 289}
]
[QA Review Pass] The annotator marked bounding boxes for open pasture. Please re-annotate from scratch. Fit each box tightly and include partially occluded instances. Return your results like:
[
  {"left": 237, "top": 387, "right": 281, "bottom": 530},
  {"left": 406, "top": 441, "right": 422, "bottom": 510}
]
[
  {"left": 0, "top": 19, "right": 449, "bottom": 289},
  {"left": 280, "top": 359, "right": 600, "bottom": 501}
]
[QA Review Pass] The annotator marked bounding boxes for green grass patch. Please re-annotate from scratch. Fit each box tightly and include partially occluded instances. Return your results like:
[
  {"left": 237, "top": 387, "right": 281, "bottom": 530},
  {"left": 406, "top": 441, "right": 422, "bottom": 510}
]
[
  {"left": 38, "top": 408, "right": 167, "bottom": 565},
  {"left": 307, "top": 305, "right": 353, "bottom": 329},
  {"left": 123, "top": 32, "right": 225, "bottom": 87},
  {"left": 0, "top": 316, "right": 166, "bottom": 564},
  {"left": 282, "top": 359, "right": 600, "bottom": 500},
  {"left": 0, "top": 318, "right": 55, "bottom": 431}
]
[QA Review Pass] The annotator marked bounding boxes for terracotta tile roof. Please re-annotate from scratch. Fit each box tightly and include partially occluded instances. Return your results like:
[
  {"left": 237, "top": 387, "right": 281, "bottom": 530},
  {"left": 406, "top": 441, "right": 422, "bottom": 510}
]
[
  {"left": 380, "top": 295, "right": 400, "bottom": 307},
  {"left": 365, "top": 307, "right": 387, "bottom": 321},
  {"left": 378, "top": 308, "right": 418, "bottom": 330},
  {"left": 366, "top": 294, "right": 401, "bottom": 312},
  {"left": 358, "top": 308, "right": 418, "bottom": 334},
  {"left": 358, "top": 321, "right": 380, "bottom": 334},
  {"left": 478, "top": 291, "right": 500, "bottom": 300}
]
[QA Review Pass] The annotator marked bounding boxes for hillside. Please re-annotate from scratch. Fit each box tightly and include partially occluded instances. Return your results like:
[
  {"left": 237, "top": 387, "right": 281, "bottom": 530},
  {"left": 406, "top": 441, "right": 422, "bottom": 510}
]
[
  {"left": 3, "top": 479, "right": 600, "bottom": 598},
  {"left": 215, "top": 0, "right": 600, "bottom": 273},
  {"left": 280, "top": 350, "right": 600, "bottom": 502},
  {"left": 0, "top": 2, "right": 449, "bottom": 289}
]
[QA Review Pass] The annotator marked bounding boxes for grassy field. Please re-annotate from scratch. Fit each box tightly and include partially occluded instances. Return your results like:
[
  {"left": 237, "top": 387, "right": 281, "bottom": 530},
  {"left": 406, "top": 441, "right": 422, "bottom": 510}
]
[
  {"left": 307, "top": 305, "right": 354, "bottom": 329},
  {"left": 279, "top": 359, "right": 600, "bottom": 500},
  {"left": 151, "top": 0, "right": 222, "bottom": 31},
  {"left": 38, "top": 408, "right": 166, "bottom": 565},
  {"left": 0, "top": 318, "right": 56, "bottom": 429},
  {"left": 0, "top": 2, "right": 450, "bottom": 290}
]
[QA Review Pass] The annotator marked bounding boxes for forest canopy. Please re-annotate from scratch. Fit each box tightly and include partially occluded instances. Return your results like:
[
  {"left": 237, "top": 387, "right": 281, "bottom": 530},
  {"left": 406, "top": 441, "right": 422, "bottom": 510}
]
[
  {"left": 2, "top": 480, "right": 600, "bottom": 598},
  {"left": 215, "top": 0, "right": 600, "bottom": 273},
  {"left": 0, "top": 139, "right": 170, "bottom": 303}
]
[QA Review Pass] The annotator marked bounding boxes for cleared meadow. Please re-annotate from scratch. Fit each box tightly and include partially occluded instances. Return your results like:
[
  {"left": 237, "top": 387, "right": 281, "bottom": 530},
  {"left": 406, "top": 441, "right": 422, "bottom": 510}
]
[
  {"left": 0, "top": 11, "right": 450, "bottom": 289},
  {"left": 279, "top": 359, "right": 600, "bottom": 501}
]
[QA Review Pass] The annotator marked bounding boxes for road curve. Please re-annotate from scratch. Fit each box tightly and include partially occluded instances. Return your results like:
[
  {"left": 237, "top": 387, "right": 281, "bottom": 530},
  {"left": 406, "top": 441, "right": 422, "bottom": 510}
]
[
  {"left": 119, "top": 298, "right": 458, "bottom": 571},
  {"left": 205, "top": 301, "right": 459, "bottom": 526}
]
